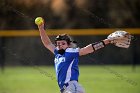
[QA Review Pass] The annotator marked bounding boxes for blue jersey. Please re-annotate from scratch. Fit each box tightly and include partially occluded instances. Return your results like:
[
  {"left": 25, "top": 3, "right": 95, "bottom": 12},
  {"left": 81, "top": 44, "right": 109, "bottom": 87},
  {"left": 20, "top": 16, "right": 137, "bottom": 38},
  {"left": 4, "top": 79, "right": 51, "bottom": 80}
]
[{"left": 54, "top": 48, "right": 79, "bottom": 90}]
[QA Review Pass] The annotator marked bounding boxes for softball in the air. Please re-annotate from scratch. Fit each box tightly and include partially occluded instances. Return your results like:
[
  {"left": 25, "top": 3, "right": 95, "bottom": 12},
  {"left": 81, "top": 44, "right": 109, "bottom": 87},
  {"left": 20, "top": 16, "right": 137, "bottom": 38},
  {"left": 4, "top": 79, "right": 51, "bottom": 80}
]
[{"left": 35, "top": 17, "right": 44, "bottom": 25}]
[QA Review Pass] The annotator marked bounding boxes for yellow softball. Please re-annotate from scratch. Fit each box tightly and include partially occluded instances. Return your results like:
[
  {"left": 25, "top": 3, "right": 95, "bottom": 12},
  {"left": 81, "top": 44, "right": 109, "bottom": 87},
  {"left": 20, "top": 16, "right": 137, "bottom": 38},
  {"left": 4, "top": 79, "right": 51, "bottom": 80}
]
[{"left": 35, "top": 17, "right": 44, "bottom": 25}]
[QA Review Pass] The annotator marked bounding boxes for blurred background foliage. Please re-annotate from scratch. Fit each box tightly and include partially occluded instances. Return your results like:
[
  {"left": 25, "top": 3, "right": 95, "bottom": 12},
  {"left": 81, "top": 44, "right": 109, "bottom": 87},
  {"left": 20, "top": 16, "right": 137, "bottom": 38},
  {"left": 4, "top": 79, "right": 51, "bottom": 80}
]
[{"left": 0, "top": 0, "right": 140, "bottom": 29}]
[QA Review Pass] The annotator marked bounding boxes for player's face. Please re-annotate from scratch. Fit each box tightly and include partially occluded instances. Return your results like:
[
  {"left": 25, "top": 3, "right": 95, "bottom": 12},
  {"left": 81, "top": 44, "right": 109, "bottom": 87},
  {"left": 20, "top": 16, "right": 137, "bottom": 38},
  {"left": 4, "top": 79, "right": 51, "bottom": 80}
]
[{"left": 56, "top": 40, "right": 69, "bottom": 50}]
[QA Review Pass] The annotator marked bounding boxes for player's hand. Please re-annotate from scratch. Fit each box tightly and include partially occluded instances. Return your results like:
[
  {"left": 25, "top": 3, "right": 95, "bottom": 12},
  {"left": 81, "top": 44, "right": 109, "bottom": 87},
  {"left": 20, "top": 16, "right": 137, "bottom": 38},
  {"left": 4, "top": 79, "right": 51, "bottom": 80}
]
[{"left": 38, "top": 23, "right": 45, "bottom": 31}]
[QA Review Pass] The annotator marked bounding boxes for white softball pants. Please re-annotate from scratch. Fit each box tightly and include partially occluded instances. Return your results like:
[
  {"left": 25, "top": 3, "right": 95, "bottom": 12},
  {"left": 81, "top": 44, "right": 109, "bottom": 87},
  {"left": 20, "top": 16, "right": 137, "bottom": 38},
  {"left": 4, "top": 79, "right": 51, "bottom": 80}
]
[{"left": 62, "top": 80, "right": 85, "bottom": 93}]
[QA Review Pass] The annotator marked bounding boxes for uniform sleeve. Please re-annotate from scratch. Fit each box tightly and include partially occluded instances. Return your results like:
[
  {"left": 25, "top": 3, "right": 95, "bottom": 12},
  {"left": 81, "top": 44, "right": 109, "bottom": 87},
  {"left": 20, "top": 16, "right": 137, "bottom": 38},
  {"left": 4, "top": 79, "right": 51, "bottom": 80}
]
[{"left": 54, "top": 48, "right": 58, "bottom": 55}]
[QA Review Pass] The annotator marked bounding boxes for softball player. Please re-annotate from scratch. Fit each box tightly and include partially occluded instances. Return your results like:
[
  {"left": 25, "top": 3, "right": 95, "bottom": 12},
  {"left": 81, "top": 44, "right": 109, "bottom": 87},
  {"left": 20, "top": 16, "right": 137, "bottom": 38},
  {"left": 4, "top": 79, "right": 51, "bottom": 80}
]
[{"left": 37, "top": 23, "right": 111, "bottom": 93}]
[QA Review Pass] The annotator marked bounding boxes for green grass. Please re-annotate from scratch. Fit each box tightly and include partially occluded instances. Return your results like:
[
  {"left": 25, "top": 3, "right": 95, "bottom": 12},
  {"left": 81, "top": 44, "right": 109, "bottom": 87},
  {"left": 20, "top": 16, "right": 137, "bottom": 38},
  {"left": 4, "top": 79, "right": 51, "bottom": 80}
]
[{"left": 0, "top": 65, "right": 140, "bottom": 93}]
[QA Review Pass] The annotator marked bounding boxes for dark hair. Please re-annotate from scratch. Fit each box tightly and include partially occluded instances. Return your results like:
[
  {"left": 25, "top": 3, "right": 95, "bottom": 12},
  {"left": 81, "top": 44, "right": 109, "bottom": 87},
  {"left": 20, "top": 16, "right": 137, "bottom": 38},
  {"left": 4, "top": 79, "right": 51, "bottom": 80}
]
[{"left": 55, "top": 34, "right": 71, "bottom": 45}]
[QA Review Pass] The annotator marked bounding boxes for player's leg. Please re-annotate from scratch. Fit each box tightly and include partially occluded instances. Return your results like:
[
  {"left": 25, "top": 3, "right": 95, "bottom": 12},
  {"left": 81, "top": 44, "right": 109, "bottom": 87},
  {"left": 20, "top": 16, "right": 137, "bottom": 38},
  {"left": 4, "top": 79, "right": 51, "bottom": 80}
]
[
  {"left": 63, "top": 81, "right": 85, "bottom": 93},
  {"left": 76, "top": 83, "right": 85, "bottom": 93}
]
